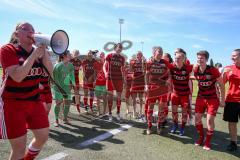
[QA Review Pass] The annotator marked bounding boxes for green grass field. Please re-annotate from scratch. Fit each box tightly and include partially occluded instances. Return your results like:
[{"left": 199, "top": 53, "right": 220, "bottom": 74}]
[{"left": 0, "top": 68, "right": 239, "bottom": 160}]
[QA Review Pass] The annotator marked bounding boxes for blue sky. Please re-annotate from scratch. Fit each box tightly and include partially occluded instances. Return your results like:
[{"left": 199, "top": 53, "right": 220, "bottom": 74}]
[{"left": 1, "top": 0, "right": 240, "bottom": 66}]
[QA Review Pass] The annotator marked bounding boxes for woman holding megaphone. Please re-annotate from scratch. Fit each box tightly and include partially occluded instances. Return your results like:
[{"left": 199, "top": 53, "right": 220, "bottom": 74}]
[{"left": 0, "top": 22, "right": 53, "bottom": 160}]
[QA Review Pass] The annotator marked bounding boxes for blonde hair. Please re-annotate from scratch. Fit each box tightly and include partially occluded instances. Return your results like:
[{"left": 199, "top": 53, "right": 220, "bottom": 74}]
[{"left": 175, "top": 52, "right": 186, "bottom": 64}]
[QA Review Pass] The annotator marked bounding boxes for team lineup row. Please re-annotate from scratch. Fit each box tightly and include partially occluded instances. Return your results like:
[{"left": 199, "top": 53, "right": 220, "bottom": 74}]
[{"left": 49, "top": 43, "right": 239, "bottom": 153}]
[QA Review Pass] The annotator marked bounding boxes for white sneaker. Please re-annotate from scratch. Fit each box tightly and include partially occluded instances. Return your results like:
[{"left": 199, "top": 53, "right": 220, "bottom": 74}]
[
  {"left": 146, "top": 128, "right": 152, "bottom": 135},
  {"left": 116, "top": 113, "right": 121, "bottom": 121},
  {"left": 108, "top": 114, "right": 113, "bottom": 122}
]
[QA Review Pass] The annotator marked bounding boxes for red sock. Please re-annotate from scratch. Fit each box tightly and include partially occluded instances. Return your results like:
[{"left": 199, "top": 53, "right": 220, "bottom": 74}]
[
  {"left": 24, "top": 146, "right": 40, "bottom": 160},
  {"left": 147, "top": 109, "right": 153, "bottom": 129},
  {"left": 117, "top": 98, "right": 121, "bottom": 114},
  {"left": 196, "top": 123, "right": 204, "bottom": 140},
  {"left": 108, "top": 99, "right": 113, "bottom": 115},
  {"left": 144, "top": 99, "right": 149, "bottom": 117},
  {"left": 164, "top": 105, "right": 168, "bottom": 117},
  {"left": 181, "top": 107, "right": 188, "bottom": 128},
  {"left": 157, "top": 110, "right": 165, "bottom": 125},
  {"left": 172, "top": 111, "right": 178, "bottom": 124},
  {"left": 205, "top": 129, "right": 214, "bottom": 147},
  {"left": 76, "top": 104, "right": 80, "bottom": 113},
  {"left": 90, "top": 97, "right": 93, "bottom": 109},
  {"left": 84, "top": 97, "right": 88, "bottom": 108}
]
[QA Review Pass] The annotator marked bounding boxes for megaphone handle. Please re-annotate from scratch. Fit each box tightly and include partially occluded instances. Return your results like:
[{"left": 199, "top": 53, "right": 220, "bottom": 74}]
[{"left": 40, "top": 62, "right": 68, "bottom": 98}]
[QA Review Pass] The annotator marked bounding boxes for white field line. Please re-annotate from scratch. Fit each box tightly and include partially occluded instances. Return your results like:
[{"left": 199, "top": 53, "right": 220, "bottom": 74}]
[
  {"left": 42, "top": 124, "right": 132, "bottom": 160},
  {"left": 77, "top": 124, "right": 132, "bottom": 148}
]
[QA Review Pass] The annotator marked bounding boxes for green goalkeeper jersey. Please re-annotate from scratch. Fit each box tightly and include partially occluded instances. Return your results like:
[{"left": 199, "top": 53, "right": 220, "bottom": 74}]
[{"left": 52, "top": 61, "right": 75, "bottom": 96}]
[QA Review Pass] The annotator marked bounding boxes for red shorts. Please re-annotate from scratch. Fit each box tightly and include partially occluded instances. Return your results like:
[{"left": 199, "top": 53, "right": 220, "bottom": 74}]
[
  {"left": 125, "top": 86, "right": 131, "bottom": 99},
  {"left": 131, "top": 79, "right": 145, "bottom": 93},
  {"left": 83, "top": 83, "right": 94, "bottom": 90},
  {"left": 40, "top": 92, "right": 52, "bottom": 104},
  {"left": 146, "top": 84, "right": 169, "bottom": 103},
  {"left": 171, "top": 94, "right": 189, "bottom": 107},
  {"left": 107, "top": 80, "right": 123, "bottom": 92},
  {"left": 131, "top": 85, "right": 145, "bottom": 93},
  {"left": 195, "top": 98, "right": 219, "bottom": 116},
  {"left": 147, "top": 95, "right": 168, "bottom": 105},
  {"left": 0, "top": 100, "right": 49, "bottom": 139}
]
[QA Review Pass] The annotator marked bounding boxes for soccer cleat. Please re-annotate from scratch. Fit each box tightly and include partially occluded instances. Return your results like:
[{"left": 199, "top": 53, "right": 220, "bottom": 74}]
[
  {"left": 63, "top": 119, "right": 71, "bottom": 125},
  {"left": 116, "top": 113, "right": 121, "bottom": 121},
  {"left": 161, "top": 120, "right": 167, "bottom": 128},
  {"left": 179, "top": 127, "right": 185, "bottom": 136},
  {"left": 170, "top": 124, "right": 178, "bottom": 134},
  {"left": 226, "top": 141, "right": 238, "bottom": 152},
  {"left": 157, "top": 125, "right": 162, "bottom": 135},
  {"left": 195, "top": 137, "right": 204, "bottom": 146},
  {"left": 203, "top": 144, "right": 211, "bottom": 151},
  {"left": 90, "top": 107, "right": 94, "bottom": 113},
  {"left": 142, "top": 116, "right": 147, "bottom": 123},
  {"left": 146, "top": 128, "right": 152, "bottom": 135},
  {"left": 84, "top": 106, "right": 88, "bottom": 113},
  {"left": 108, "top": 114, "right": 113, "bottom": 122},
  {"left": 53, "top": 119, "right": 59, "bottom": 127}
]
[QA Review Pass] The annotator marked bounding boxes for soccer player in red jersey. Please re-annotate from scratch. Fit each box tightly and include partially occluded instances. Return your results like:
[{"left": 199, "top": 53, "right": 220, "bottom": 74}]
[
  {"left": 93, "top": 52, "right": 107, "bottom": 116},
  {"left": 70, "top": 49, "right": 82, "bottom": 114},
  {"left": 0, "top": 22, "right": 52, "bottom": 160},
  {"left": 124, "top": 62, "right": 133, "bottom": 117},
  {"left": 103, "top": 43, "right": 125, "bottom": 121},
  {"left": 175, "top": 48, "right": 193, "bottom": 125},
  {"left": 145, "top": 46, "right": 170, "bottom": 135},
  {"left": 130, "top": 51, "right": 146, "bottom": 118},
  {"left": 82, "top": 50, "right": 96, "bottom": 113},
  {"left": 162, "top": 53, "right": 173, "bottom": 126},
  {"left": 193, "top": 50, "right": 225, "bottom": 151},
  {"left": 223, "top": 49, "right": 240, "bottom": 151},
  {"left": 168, "top": 51, "right": 193, "bottom": 136}
]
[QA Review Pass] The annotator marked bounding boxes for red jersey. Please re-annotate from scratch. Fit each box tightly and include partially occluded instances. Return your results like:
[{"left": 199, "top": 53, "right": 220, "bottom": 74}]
[
  {"left": 0, "top": 44, "right": 43, "bottom": 100},
  {"left": 146, "top": 59, "right": 169, "bottom": 85},
  {"left": 169, "top": 64, "right": 193, "bottom": 95},
  {"left": 94, "top": 60, "right": 106, "bottom": 86},
  {"left": 194, "top": 65, "right": 220, "bottom": 99},
  {"left": 105, "top": 53, "right": 125, "bottom": 80},
  {"left": 225, "top": 65, "right": 240, "bottom": 102},
  {"left": 70, "top": 58, "right": 81, "bottom": 84},
  {"left": 130, "top": 59, "right": 145, "bottom": 85},
  {"left": 82, "top": 59, "right": 96, "bottom": 83}
]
